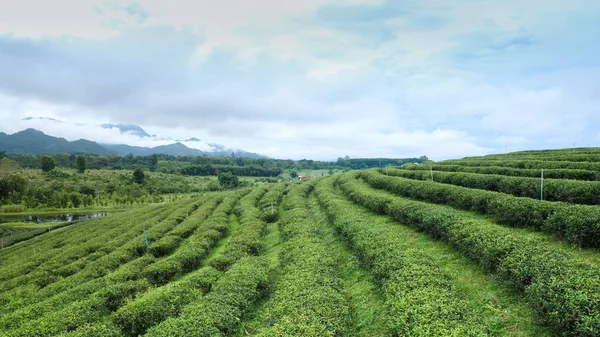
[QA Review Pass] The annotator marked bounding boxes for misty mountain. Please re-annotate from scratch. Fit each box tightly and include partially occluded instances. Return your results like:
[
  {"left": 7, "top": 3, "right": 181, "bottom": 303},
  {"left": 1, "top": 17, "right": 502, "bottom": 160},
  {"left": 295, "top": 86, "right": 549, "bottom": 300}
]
[
  {"left": 0, "top": 129, "right": 113, "bottom": 155},
  {"left": 0, "top": 129, "right": 265, "bottom": 158},
  {"left": 101, "top": 142, "right": 205, "bottom": 156},
  {"left": 103, "top": 142, "right": 265, "bottom": 158},
  {"left": 100, "top": 123, "right": 151, "bottom": 138}
]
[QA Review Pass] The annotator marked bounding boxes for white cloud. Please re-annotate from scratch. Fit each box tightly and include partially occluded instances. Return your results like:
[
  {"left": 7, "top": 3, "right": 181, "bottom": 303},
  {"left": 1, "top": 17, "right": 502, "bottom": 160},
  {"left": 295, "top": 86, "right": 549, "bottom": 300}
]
[{"left": 1, "top": 0, "right": 599, "bottom": 160}]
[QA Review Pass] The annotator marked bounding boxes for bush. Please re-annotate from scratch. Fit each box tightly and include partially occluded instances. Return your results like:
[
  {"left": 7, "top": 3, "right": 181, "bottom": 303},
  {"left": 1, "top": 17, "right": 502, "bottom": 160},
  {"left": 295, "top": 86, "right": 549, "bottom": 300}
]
[
  {"left": 338, "top": 173, "right": 600, "bottom": 336},
  {"left": 218, "top": 172, "right": 239, "bottom": 189},
  {"left": 361, "top": 170, "right": 600, "bottom": 248}
]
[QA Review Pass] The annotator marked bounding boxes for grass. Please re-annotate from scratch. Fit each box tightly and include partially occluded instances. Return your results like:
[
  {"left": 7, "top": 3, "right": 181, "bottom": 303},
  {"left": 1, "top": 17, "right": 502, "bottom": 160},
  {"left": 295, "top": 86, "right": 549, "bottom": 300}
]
[
  {"left": 0, "top": 207, "right": 126, "bottom": 216},
  {"left": 0, "top": 205, "right": 26, "bottom": 213},
  {"left": 1, "top": 221, "right": 70, "bottom": 229}
]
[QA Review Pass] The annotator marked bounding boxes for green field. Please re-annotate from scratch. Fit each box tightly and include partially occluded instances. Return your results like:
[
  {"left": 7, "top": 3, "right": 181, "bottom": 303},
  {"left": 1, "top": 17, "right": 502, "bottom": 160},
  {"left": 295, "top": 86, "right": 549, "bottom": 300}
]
[{"left": 1, "top": 149, "right": 600, "bottom": 336}]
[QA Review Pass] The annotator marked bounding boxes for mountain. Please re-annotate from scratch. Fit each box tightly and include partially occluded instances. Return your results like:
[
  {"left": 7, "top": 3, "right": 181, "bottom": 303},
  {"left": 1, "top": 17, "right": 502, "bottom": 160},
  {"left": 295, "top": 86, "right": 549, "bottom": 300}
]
[
  {"left": 102, "top": 142, "right": 205, "bottom": 156},
  {"left": 100, "top": 124, "right": 150, "bottom": 137},
  {"left": 0, "top": 129, "right": 266, "bottom": 158},
  {"left": 0, "top": 129, "right": 112, "bottom": 155}
]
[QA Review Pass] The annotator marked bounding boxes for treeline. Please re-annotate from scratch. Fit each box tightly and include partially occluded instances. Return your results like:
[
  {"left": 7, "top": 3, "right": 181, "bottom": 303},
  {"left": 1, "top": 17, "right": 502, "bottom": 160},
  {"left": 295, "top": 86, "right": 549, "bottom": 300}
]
[
  {"left": 181, "top": 165, "right": 283, "bottom": 177},
  {"left": 1, "top": 152, "right": 428, "bottom": 173},
  {"left": 337, "top": 156, "right": 428, "bottom": 169},
  {"left": 0, "top": 170, "right": 164, "bottom": 209}
]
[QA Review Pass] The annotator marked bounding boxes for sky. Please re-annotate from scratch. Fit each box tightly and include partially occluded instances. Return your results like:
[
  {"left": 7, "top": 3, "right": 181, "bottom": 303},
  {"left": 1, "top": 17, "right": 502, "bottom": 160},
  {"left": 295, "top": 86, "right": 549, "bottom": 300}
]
[{"left": 0, "top": 0, "right": 599, "bottom": 161}]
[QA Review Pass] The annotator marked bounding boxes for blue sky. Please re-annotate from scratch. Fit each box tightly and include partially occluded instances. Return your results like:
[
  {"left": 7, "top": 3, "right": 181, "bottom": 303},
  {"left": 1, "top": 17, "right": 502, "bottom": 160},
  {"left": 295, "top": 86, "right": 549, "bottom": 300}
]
[{"left": 0, "top": 0, "right": 599, "bottom": 160}]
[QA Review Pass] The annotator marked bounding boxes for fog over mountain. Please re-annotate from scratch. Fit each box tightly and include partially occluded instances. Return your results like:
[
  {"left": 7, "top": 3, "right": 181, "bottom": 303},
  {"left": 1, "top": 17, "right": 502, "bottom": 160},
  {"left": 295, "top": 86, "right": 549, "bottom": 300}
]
[{"left": 0, "top": 127, "right": 266, "bottom": 158}]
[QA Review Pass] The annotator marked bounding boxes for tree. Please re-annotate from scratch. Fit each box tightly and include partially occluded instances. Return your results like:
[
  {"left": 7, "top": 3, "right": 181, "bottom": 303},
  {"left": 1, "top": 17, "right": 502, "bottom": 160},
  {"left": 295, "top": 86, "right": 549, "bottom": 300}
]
[
  {"left": 149, "top": 154, "right": 158, "bottom": 172},
  {"left": 218, "top": 172, "right": 239, "bottom": 189},
  {"left": 76, "top": 156, "right": 86, "bottom": 173},
  {"left": 290, "top": 171, "right": 298, "bottom": 179},
  {"left": 133, "top": 169, "right": 145, "bottom": 184},
  {"left": 41, "top": 156, "right": 56, "bottom": 172},
  {"left": 69, "top": 192, "right": 82, "bottom": 208},
  {"left": 0, "top": 158, "right": 18, "bottom": 178}
]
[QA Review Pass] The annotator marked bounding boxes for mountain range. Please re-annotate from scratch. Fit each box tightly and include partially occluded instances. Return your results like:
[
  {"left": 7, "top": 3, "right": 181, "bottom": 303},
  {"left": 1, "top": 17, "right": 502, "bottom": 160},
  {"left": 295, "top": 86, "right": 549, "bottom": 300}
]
[{"left": 0, "top": 128, "right": 265, "bottom": 158}]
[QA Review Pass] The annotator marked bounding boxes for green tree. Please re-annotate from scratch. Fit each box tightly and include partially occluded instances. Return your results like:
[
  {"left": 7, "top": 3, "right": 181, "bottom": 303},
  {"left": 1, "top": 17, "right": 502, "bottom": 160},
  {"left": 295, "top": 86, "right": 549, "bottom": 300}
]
[
  {"left": 290, "top": 171, "right": 298, "bottom": 179},
  {"left": 149, "top": 154, "right": 158, "bottom": 172},
  {"left": 218, "top": 172, "right": 239, "bottom": 189},
  {"left": 133, "top": 169, "right": 145, "bottom": 184},
  {"left": 69, "top": 192, "right": 82, "bottom": 208},
  {"left": 76, "top": 156, "right": 86, "bottom": 173},
  {"left": 0, "top": 157, "right": 18, "bottom": 178},
  {"left": 41, "top": 156, "right": 56, "bottom": 172}
]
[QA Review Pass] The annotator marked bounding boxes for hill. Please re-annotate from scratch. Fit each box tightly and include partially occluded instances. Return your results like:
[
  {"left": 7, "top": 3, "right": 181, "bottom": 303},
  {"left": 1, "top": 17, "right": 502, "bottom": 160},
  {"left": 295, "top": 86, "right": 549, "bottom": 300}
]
[
  {"left": 0, "top": 129, "right": 265, "bottom": 158},
  {"left": 0, "top": 129, "right": 112, "bottom": 155}
]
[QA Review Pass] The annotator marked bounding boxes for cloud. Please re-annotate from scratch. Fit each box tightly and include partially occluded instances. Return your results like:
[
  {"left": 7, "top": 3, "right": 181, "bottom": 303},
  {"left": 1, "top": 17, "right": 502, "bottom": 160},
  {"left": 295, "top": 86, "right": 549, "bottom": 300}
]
[{"left": 0, "top": 0, "right": 599, "bottom": 160}]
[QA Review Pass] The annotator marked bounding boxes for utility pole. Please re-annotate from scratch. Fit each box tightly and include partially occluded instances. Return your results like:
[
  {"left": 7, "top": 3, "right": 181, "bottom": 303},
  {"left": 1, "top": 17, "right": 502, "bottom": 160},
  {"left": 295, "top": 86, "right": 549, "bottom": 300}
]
[
  {"left": 143, "top": 227, "right": 149, "bottom": 253},
  {"left": 540, "top": 169, "right": 544, "bottom": 201}
]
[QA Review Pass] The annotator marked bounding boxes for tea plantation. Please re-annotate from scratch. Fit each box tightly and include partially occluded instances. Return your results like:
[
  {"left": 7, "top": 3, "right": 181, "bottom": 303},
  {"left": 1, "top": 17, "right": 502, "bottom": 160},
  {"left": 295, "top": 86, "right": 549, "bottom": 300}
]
[{"left": 2, "top": 148, "right": 600, "bottom": 336}]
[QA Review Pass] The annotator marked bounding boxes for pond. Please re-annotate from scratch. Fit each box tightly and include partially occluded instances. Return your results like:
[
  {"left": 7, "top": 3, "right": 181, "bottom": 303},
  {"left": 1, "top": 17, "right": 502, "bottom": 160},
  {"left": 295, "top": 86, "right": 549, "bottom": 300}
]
[{"left": 0, "top": 212, "right": 109, "bottom": 224}]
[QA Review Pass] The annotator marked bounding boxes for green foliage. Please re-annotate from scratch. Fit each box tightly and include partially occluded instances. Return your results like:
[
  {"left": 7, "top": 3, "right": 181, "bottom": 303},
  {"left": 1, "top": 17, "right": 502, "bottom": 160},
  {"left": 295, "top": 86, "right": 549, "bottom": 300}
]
[
  {"left": 258, "top": 182, "right": 287, "bottom": 223},
  {"left": 4, "top": 148, "right": 600, "bottom": 337},
  {"left": 76, "top": 156, "right": 86, "bottom": 174},
  {"left": 0, "top": 157, "right": 18, "bottom": 178},
  {"left": 363, "top": 170, "right": 600, "bottom": 248},
  {"left": 338, "top": 173, "right": 600, "bottom": 336},
  {"left": 388, "top": 167, "right": 600, "bottom": 204},
  {"left": 406, "top": 164, "right": 600, "bottom": 181},
  {"left": 132, "top": 169, "right": 145, "bottom": 184},
  {"left": 442, "top": 158, "right": 600, "bottom": 171},
  {"left": 315, "top": 178, "right": 487, "bottom": 336},
  {"left": 41, "top": 156, "right": 56, "bottom": 172},
  {"left": 208, "top": 186, "right": 268, "bottom": 271},
  {"left": 0, "top": 173, "right": 28, "bottom": 204},
  {"left": 255, "top": 182, "right": 351, "bottom": 336},
  {"left": 145, "top": 256, "right": 270, "bottom": 337},
  {"left": 149, "top": 154, "right": 158, "bottom": 172},
  {"left": 112, "top": 266, "right": 221, "bottom": 336},
  {"left": 218, "top": 171, "right": 239, "bottom": 189},
  {"left": 182, "top": 164, "right": 284, "bottom": 177}
]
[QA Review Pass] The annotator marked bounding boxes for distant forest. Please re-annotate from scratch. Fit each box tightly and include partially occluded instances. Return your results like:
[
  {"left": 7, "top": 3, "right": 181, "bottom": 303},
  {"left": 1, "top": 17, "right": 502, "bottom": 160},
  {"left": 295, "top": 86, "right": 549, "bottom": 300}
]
[{"left": 0, "top": 151, "right": 429, "bottom": 177}]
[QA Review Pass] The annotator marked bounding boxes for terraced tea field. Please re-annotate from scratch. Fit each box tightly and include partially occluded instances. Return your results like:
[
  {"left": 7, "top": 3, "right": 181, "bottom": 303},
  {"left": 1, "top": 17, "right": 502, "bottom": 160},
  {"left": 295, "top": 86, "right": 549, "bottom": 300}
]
[{"left": 1, "top": 149, "right": 600, "bottom": 336}]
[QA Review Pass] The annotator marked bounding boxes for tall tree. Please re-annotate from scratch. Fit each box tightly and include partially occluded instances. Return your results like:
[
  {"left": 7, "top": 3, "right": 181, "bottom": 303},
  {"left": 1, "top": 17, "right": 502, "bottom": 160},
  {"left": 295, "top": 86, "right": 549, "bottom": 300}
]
[
  {"left": 41, "top": 156, "right": 56, "bottom": 172},
  {"left": 149, "top": 154, "right": 158, "bottom": 172},
  {"left": 76, "top": 156, "right": 86, "bottom": 173},
  {"left": 133, "top": 169, "right": 145, "bottom": 184}
]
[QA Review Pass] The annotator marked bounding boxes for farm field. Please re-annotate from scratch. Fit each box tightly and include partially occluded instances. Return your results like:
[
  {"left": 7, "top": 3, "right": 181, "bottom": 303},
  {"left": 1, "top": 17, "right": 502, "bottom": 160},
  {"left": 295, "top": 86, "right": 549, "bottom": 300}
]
[{"left": 1, "top": 149, "right": 600, "bottom": 336}]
